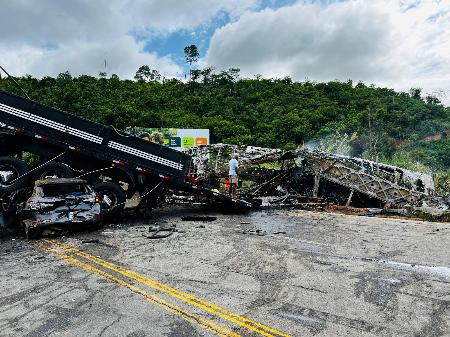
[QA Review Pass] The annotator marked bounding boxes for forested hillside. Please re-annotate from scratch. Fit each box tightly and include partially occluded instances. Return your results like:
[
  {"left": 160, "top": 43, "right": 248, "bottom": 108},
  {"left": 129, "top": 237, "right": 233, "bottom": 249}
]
[{"left": 1, "top": 68, "right": 449, "bottom": 175}]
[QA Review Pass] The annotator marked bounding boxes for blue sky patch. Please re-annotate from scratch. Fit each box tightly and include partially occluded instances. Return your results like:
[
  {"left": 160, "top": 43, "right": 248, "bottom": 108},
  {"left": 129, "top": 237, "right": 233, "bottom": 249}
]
[
  {"left": 138, "top": 0, "right": 302, "bottom": 73},
  {"left": 142, "top": 11, "right": 231, "bottom": 71}
]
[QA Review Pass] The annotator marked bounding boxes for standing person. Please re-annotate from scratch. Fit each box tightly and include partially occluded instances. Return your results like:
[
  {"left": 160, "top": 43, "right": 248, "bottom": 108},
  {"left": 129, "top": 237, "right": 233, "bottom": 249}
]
[{"left": 228, "top": 154, "right": 239, "bottom": 197}]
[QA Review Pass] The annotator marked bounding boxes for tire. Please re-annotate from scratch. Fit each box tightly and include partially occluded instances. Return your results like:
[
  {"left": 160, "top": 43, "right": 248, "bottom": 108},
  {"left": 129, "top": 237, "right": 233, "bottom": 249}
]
[
  {"left": 93, "top": 182, "right": 126, "bottom": 218},
  {"left": 33, "top": 162, "right": 73, "bottom": 180},
  {"left": 0, "top": 156, "right": 29, "bottom": 193}
]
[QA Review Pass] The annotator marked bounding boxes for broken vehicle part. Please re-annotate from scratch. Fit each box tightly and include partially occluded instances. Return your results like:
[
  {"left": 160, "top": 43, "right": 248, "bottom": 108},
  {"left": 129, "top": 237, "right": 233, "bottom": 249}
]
[
  {"left": 81, "top": 239, "right": 100, "bottom": 244},
  {"left": 142, "top": 224, "right": 176, "bottom": 239},
  {"left": 181, "top": 216, "right": 217, "bottom": 222},
  {"left": 93, "top": 182, "right": 126, "bottom": 217},
  {"left": 293, "top": 149, "right": 434, "bottom": 206},
  {"left": 17, "top": 178, "right": 102, "bottom": 239}
]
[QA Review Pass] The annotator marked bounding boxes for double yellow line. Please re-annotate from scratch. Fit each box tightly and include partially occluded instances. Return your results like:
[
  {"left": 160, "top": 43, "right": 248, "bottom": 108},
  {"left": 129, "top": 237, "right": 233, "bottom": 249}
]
[{"left": 38, "top": 240, "right": 291, "bottom": 337}]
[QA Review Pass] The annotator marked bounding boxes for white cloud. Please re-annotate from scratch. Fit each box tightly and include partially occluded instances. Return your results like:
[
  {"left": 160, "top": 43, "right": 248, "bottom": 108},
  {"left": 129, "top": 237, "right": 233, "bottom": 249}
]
[
  {"left": 0, "top": 0, "right": 257, "bottom": 79},
  {"left": 0, "top": 0, "right": 123, "bottom": 47},
  {"left": 206, "top": 0, "right": 450, "bottom": 105},
  {"left": 127, "top": 0, "right": 258, "bottom": 34},
  {"left": 0, "top": 37, "right": 180, "bottom": 79}
]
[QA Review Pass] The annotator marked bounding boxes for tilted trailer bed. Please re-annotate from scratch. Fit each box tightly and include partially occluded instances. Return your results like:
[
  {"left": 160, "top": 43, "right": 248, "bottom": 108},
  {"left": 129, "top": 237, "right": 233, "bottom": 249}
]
[{"left": 0, "top": 90, "right": 253, "bottom": 213}]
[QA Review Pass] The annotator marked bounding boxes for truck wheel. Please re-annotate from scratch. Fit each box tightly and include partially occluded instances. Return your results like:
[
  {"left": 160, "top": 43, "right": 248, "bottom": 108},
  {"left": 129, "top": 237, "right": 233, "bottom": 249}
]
[
  {"left": 33, "top": 162, "right": 73, "bottom": 180},
  {"left": 0, "top": 157, "right": 29, "bottom": 193},
  {"left": 93, "top": 182, "right": 126, "bottom": 218}
]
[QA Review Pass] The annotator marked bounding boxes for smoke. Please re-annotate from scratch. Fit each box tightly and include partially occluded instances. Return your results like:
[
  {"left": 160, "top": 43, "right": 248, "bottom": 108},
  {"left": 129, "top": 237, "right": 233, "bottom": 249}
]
[{"left": 303, "top": 131, "right": 358, "bottom": 157}]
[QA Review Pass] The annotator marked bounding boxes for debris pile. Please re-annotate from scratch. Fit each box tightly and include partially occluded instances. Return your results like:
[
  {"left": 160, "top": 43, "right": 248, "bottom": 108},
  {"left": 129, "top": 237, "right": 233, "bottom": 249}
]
[
  {"left": 185, "top": 144, "right": 449, "bottom": 221},
  {"left": 1, "top": 143, "right": 448, "bottom": 240}
]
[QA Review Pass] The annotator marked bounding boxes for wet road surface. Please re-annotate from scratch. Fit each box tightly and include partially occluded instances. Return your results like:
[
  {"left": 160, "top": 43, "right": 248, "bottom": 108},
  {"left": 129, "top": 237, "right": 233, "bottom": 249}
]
[{"left": 1, "top": 207, "right": 449, "bottom": 336}]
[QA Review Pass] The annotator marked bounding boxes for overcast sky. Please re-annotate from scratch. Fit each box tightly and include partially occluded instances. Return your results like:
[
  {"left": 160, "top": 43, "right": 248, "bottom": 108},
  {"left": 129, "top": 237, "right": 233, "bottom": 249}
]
[{"left": 1, "top": 0, "right": 449, "bottom": 105}]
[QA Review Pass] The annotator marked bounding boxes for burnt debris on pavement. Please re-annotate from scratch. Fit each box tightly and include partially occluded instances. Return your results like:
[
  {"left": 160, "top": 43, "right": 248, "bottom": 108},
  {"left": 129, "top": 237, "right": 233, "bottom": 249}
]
[
  {"left": 1, "top": 90, "right": 449, "bottom": 239},
  {"left": 185, "top": 143, "right": 449, "bottom": 221}
]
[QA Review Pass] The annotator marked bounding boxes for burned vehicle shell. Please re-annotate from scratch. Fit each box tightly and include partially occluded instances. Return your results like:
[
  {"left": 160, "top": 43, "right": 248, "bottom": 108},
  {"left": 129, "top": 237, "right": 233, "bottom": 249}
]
[{"left": 18, "top": 178, "right": 101, "bottom": 238}]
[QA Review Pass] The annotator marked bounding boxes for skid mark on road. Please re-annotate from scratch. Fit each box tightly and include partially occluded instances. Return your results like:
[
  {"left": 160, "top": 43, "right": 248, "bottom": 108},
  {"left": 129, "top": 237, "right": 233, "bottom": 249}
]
[{"left": 37, "top": 240, "right": 291, "bottom": 337}]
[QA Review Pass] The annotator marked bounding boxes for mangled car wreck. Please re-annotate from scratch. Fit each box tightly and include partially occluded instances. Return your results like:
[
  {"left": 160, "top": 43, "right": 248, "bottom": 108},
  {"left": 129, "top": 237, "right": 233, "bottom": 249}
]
[{"left": 17, "top": 179, "right": 102, "bottom": 238}]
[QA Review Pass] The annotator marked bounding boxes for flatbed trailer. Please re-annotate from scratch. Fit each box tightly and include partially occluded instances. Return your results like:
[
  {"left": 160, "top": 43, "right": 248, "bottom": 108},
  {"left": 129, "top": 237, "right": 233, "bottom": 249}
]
[{"left": 0, "top": 90, "right": 253, "bottom": 214}]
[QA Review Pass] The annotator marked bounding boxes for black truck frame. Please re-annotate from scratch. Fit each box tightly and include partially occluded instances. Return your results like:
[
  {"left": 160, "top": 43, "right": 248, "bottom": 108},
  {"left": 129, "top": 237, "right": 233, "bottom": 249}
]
[{"left": 0, "top": 90, "right": 253, "bottom": 216}]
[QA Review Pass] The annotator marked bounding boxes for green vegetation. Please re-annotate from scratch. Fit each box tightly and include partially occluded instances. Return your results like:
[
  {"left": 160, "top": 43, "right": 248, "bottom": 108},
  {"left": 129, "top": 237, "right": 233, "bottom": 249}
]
[{"left": 0, "top": 67, "right": 448, "bottom": 193}]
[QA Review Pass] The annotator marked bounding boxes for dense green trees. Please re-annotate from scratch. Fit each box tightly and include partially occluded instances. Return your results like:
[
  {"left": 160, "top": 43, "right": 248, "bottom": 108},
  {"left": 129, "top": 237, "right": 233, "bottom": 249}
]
[{"left": 0, "top": 68, "right": 448, "bottom": 173}]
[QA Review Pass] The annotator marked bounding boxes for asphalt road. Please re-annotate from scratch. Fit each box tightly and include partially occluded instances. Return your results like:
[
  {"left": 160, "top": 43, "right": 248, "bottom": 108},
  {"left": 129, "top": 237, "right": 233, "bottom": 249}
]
[{"left": 1, "top": 207, "right": 449, "bottom": 337}]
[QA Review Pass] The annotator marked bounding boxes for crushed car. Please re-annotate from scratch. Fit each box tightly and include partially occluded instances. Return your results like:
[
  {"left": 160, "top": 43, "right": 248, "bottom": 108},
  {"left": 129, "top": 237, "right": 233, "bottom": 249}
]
[{"left": 17, "top": 178, "right": 102, "bottom": 239}]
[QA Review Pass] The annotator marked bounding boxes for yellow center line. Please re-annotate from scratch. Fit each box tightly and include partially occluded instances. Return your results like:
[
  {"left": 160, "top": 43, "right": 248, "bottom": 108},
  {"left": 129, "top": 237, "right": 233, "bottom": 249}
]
[
  {"left": 46, "top": 240, "right": 291, "bottom": 337},
  {"left": 36, "top": 242, "right": 240, "bottom": 337}
]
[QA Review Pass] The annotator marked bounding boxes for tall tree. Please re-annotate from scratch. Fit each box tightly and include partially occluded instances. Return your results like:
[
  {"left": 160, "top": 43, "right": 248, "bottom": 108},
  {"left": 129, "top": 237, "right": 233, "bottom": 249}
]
[
  {"left": 134, "top": 65, "right": 151, "bottom": 83},
  {"left": 184, "top": 44, "right": 199, "bottom": 79},
  {"left": 135, "top": 66, "right": 160, "bottom": 83}
]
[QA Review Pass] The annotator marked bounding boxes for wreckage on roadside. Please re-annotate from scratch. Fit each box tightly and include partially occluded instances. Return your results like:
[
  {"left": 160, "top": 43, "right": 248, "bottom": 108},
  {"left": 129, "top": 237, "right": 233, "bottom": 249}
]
[
  {"left": 186, "top": 143, "right": 449, "bottom": 220},
  {"left": 0, "top": 90, "right": 257, "bottom": 238},
  {"left": 0, "top": 88, "right": 448, "bottom": 239}
]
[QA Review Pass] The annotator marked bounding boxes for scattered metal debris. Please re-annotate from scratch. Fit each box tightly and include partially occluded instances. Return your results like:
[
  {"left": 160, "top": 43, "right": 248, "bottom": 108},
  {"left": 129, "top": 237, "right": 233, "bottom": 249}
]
[
  {"left": 181, "top": 216, "right": 217, "bottom": 222},
  {"left": 81, "top": 239, "right": 100, "bottom": 244},
  {"left": 236, "top": 228, "right": 267, "bottom": 236},
  {"left": 142, "top": 224, "right": 177, "bottom": 239}
]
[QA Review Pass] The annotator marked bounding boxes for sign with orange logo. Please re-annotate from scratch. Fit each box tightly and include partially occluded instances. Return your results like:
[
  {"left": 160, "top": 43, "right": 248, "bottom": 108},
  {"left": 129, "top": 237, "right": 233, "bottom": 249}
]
[
  {"left": 126, "top": 127, "right": 210, "bottom": 151},
  {"left": 195, "top": 137, "right": 208, "bottom": 146}
]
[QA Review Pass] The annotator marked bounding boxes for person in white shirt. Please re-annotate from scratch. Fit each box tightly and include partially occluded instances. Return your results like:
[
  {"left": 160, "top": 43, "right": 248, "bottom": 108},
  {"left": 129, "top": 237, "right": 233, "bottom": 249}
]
[{"left": 228, "top": 154, "right": 239, "bottom": 197}]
